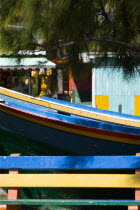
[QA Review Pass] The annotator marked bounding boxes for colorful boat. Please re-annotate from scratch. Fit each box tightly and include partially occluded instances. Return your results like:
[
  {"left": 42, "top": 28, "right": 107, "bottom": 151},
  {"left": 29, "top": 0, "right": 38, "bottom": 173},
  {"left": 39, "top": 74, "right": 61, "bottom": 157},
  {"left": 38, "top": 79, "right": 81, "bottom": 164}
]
[{"left": 1, "top": 86, "right": 140, "bottom": 155}]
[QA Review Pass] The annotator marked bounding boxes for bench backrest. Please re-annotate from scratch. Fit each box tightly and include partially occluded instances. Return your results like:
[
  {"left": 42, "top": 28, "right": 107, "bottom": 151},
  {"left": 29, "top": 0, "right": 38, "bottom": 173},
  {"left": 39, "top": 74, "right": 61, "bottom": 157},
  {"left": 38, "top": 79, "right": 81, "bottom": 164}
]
[
  {"left": 0, "top": 155, "right": 140, "bottom": 188},
  {"left": 0, "top": 154, "right": 140, "bottom": 209}
]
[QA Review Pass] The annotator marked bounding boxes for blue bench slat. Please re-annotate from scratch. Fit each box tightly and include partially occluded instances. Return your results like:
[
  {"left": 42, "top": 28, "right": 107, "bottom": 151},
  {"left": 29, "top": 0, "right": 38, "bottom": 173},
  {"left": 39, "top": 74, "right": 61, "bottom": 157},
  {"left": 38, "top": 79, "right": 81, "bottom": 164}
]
[
  {"left": 0, "top": 199, "right": 140, "bottom": 206},
  {"left": 0, "top": 156, "right": 140, "bottom": 169}
]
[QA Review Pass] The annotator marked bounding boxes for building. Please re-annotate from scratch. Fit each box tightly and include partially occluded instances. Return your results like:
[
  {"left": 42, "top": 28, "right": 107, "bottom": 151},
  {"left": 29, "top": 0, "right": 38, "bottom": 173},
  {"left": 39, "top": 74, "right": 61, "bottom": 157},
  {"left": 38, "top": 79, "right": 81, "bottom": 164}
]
[
  {"left": 71, "top": 53, "right": 140, "bottom": 116},
  {"left": 0, "top": 55, "right": 56, "bottom": 96}
]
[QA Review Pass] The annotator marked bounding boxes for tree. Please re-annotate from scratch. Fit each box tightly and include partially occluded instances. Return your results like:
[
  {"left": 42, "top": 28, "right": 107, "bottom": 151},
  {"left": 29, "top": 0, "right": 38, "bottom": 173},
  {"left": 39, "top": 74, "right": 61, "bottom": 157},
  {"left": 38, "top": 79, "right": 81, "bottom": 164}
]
[{"left": 0, "top": 0, "right": 140, "bottom": 78}]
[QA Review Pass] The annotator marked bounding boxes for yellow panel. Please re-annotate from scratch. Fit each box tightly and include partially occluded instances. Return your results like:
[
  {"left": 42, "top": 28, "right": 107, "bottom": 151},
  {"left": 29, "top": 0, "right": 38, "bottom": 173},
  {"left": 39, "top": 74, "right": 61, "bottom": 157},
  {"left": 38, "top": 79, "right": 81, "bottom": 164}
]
[
  {"left": 95, "top": 96, "right": 109, "bottom": 110},
  {"left": 0, "top": 174, "right": 140, "bottom": 188},
  {"left": 134, "top": 96, "right": 140, "bottom": 116}
]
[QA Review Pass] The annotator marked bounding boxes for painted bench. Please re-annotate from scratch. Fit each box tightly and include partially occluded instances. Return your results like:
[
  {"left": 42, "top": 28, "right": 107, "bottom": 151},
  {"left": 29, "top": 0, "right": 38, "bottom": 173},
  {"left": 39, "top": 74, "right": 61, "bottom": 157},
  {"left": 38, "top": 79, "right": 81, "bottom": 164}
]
[{"left": 0, "top": 153, "right": 140, "bottom": 209}]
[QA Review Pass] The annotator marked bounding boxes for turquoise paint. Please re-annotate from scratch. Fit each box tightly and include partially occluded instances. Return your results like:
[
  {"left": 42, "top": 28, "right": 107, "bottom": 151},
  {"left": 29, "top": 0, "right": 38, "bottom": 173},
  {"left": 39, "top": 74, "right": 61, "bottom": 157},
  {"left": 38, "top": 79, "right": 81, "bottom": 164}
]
[
  {"left": 95, "top": 68, "right": 140, "bottom": 114},
  {"left": 109, "top": 96, "right": 134, "bottom": 115}
]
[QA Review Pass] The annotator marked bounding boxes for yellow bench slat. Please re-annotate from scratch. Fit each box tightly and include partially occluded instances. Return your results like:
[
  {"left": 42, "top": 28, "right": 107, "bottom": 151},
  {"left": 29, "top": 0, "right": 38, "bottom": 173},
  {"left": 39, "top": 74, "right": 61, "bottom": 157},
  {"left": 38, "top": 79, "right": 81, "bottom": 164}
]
[{"left": 0, "top": 174, "right": 140, "bottom": 188}]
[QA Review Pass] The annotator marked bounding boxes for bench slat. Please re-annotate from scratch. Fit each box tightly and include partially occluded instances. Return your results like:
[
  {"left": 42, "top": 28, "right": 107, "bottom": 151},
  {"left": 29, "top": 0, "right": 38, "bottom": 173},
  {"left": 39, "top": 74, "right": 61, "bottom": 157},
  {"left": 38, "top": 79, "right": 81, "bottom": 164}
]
[
  {"left": 0, "top": 156, "right": 140, "bottom": 169},
  {"left": 0, "top": 155, "right": 140, "bottom": 208},
  {"left": 0, "top": 174, "right": 140, "bottom": 188},
  {"left": 0, "top": 199, "right": 140, "bottom": 206}
]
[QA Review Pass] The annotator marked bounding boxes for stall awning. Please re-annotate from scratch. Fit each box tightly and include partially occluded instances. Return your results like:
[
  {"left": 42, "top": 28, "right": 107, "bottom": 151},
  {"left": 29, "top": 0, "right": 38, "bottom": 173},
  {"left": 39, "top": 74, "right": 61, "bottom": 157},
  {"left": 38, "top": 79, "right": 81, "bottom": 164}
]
[{"left": 0, "top": 57, "right": 56, "bottom": 70}]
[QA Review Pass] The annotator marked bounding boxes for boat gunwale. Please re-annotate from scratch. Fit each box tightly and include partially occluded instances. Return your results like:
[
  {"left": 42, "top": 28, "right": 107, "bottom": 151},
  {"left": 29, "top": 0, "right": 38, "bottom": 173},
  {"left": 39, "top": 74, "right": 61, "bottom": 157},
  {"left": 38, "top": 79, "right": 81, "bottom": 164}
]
[{"left": 1, "top": 87, "right": 140, "bottom": 127}]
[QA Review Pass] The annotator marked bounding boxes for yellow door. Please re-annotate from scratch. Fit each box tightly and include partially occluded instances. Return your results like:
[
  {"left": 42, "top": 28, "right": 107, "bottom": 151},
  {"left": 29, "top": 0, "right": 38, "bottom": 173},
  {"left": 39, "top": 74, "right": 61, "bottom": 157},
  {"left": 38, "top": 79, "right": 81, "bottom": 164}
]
[
  {"left": 95, "top": 95, "right": 109, "bottom": 110},
  {"left": 134, "top": 96, "right": 140, "bottom": 116}
]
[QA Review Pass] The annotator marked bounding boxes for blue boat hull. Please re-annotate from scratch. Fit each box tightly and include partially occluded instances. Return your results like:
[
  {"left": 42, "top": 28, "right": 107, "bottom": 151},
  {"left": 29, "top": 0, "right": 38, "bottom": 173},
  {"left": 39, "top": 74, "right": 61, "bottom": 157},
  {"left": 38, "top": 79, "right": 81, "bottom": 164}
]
[
  {"left": 1, "top": 110, "right": 140, "bottom": 155},
  {"left": 1, "top": 87, "right": 140, "bottom": 155}
]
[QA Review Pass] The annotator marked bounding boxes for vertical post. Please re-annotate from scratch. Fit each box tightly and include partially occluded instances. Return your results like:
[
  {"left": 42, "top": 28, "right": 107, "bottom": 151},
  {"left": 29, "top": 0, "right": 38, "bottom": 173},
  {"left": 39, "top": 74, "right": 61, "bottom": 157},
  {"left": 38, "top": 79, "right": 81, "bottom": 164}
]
[
  {"left": 57, "top": 47, "right": 63, "bottom": 95},
  {"left": 0, "top": 205, "right": 6, "bottom": 210},
  {"left": 28, "top": 71, "right": 31, "bottom": 95},
  {"left": 128, "top": 153, "right": 140, "bottom": 210},
  {"left": 68, "top": 68, "right": 72, "bottom": 102},
  {"left": 92, "top": 67, "right": 96, "bottom": 107},
  {"left": 9, "top": 72, "right": 13, "bottom": 90},
  {"left": 7, "top": 153, "right": 21, "bottom": 210},
  {"left": 57, "top": 68, "right": 63, "bottom": 94}
]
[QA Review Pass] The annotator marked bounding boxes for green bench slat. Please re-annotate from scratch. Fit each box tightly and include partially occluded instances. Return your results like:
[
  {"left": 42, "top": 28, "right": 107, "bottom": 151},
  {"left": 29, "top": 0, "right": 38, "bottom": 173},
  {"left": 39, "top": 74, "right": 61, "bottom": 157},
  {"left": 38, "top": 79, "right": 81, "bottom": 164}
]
[{"left": 0, "top": 199, "right": 140, "bottom": 206}]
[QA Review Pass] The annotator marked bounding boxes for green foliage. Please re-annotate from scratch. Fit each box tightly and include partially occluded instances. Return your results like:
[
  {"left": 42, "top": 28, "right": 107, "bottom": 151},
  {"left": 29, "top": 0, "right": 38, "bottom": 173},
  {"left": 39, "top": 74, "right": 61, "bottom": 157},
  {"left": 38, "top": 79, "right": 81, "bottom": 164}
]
[{"left": 0, "top": 0, "right": 140, "bottom": 78}]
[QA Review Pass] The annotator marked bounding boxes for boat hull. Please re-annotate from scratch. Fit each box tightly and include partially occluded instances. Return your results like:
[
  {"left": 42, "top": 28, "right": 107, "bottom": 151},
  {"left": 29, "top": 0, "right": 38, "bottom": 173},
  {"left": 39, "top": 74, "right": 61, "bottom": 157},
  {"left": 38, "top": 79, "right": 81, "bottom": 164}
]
[
  {"left": 1, "top": 109, "right": 140, "bottom": 155},
  {"left": 1, "top": 87, "right": 140, "bottom": 155}
]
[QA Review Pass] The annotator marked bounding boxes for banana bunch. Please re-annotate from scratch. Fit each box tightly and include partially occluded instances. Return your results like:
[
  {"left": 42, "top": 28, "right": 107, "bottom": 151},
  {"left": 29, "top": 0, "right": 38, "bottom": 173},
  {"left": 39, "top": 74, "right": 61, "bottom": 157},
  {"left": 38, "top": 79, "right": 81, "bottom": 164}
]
[
  {"left": 31, "top": 70, "right": 37, "bottom": 77},
  {"left": 41, "top": 83, "right": 47, "bottom": 89},
  {"left": 39, "top": 90, "right": 46, "bottom": 97},
  {"left": 46, "top": 69, "right": 52, "bottom": 76},
  {"left": 39, "top": 69, "right": 53, "bottom": 97},
  {"left": 39, "top": 77, "right": 47, "bottom": 97}
]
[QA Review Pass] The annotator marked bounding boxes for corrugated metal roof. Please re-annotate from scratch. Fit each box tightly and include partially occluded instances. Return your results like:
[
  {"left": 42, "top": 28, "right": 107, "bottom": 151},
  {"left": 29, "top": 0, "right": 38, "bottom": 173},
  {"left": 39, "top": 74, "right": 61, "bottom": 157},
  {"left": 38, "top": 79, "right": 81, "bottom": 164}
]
[{"left": 0, "top": 57, "right": 56, "bottom": 70}]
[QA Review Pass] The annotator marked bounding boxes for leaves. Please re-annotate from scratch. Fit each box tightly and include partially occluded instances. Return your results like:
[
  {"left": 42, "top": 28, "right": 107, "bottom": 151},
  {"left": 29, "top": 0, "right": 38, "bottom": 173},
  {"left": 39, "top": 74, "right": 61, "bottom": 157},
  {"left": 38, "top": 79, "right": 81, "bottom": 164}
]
[{"left": 0, "top": 0, "right": 140, "bottom": 78}]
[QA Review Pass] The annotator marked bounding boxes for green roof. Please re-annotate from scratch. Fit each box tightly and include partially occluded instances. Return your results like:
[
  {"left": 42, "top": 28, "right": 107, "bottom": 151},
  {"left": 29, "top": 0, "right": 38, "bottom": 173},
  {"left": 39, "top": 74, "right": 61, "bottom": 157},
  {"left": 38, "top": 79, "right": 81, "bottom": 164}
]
[{"left": 0, "top": 57, "right": 56, "bottom": 70}]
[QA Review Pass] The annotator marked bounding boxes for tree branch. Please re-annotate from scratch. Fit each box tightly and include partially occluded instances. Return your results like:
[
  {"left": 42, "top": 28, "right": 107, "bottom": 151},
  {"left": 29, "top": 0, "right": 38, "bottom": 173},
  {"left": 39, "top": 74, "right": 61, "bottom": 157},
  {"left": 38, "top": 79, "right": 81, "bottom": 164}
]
[
  {"left": 35, "top": 37, "right": 140, "bottom": 52},
  {"left": 99, "top": 0, "right": 110, "bottom": 22}
]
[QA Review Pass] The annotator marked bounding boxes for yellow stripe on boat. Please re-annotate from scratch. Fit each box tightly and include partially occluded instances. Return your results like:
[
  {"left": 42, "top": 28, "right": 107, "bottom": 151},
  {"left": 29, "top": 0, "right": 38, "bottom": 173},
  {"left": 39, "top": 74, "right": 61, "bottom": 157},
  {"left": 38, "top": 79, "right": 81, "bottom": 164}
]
[
  {"left": 0, "top": 174, "right": 140, "bottom": 188},
  {"left": 1, "top": 87, "right": 140, "bottom": 128}
]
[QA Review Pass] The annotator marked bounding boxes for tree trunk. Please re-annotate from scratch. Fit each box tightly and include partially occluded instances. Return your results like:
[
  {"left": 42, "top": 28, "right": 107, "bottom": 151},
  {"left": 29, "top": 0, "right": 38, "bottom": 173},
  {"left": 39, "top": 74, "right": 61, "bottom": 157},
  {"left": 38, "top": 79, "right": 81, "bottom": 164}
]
[
  {"left": 57, "top": 68, "right": 63, "bottom": 94},
  {"left": 56, "top": 48, "right": 63, "bottom": 94}
]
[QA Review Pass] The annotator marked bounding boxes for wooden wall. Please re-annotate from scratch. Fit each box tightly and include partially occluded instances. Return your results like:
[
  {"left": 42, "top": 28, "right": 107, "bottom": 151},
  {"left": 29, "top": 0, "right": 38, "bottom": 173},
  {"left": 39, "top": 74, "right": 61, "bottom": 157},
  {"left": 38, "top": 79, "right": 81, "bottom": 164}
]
[{"left": 95, "top": 67, "right": 140, "bottom": 115}]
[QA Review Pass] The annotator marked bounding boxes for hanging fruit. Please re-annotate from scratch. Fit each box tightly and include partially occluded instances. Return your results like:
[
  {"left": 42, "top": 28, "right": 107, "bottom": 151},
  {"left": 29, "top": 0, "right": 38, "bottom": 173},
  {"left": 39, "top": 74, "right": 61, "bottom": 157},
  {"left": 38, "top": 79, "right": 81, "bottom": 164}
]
[
  {"left": 31, "top": 70, "right": 37, "bottom": 77},
  {"left": 39, "top": 90, "right": 46, "bottom": 97},
  {"left": 46, "top": 69, "right": 52, "bottom": 76},
  {"left": 39, "top": 68, "right": 53, "bottom": 97},
  {"left": 41, "top": 83, "right": 47, "bottom": 90}
]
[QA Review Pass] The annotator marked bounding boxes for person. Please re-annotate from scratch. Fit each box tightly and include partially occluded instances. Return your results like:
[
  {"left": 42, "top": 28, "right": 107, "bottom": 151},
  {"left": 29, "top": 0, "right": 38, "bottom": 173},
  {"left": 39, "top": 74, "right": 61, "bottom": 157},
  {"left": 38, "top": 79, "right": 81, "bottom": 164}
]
[{"left": 46, "top": 89, "right": 52, "bottom": 96}]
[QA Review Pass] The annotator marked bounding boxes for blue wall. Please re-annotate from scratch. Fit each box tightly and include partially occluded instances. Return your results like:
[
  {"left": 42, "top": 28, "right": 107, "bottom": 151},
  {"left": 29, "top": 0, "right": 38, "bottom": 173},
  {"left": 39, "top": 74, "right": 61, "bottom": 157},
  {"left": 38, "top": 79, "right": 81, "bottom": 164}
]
[{"left": 95, "top": 67, "right": 140, "bottom": 115}]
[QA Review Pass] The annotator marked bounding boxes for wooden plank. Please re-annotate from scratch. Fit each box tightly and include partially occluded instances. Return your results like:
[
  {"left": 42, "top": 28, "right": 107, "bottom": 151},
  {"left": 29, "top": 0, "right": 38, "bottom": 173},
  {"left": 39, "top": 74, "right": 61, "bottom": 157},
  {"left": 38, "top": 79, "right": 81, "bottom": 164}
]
[
  {"left": 0, "top": 156, "right": 140, "bottom": 169},
  {"left": 0, "top": 154, "right": 21, "bottom": 210},
  {"left": 95, "top": 95, "right": 109, "bottom": 110},
  {"left": 128, "top": 153, "right": 140, "bottom": 210},
  {"left": 134, "top": 96, "right": 140, "bottom": 116},
  {"left": 0, "top": 199, "right": 140, "bottom": 206},
  {"left": 0, "top": 205, "right": 7, "bottom": 210},
  {"left": 0, "top": 174, "right": 140, "bottom": 188},
  {"left": 7, "top": 153, "right": 21, "bottom": 210},
  {"left": 135, "top": 153, "right": 140, "bottom": 206}
]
